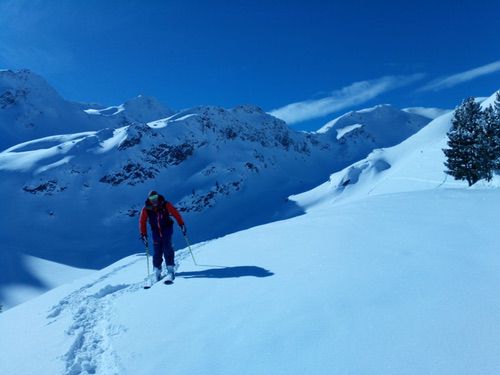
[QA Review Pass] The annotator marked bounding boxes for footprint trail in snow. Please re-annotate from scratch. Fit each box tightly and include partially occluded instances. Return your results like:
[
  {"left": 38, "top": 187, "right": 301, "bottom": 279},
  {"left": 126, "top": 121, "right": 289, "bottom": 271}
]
[{"left": 46, "top": 259, "right": 145, "bottom": 375}]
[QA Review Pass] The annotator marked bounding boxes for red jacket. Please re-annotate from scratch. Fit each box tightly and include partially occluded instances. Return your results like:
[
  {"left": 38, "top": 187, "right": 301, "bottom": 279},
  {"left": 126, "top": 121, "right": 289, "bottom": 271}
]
[{"left": 139, "top": 200, "right": 184, "bottom": 236}]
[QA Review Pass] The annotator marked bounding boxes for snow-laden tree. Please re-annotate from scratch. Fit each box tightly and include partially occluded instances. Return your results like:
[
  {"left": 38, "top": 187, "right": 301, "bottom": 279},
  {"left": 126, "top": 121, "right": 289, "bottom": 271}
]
[
  {"left": 478, "top": 105, "right": 499, "bottom": 180},
  {"left": 492, "top": 91, "right": 500, "bottom": 169},
  {"left": 443, "top": 98, "right": 487, "bottom": 186},
  {"left": 444, "top": 94, "right": 500, "bottom": 185}
]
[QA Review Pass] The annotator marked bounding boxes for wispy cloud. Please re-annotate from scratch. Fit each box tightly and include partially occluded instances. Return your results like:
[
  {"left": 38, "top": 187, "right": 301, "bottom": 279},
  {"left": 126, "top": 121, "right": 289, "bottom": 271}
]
[
  {"left": 269, "top": 74, "right": 424, "bottom": 124},
  {"left": 419, "top": 60, "right": 500, "bottom": 92}
]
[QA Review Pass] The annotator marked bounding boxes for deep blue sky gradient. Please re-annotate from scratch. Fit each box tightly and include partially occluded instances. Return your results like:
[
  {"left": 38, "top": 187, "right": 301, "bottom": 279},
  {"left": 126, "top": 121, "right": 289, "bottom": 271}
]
[{"left": 0, "top": 0, "right": 499, "bottom": 130}]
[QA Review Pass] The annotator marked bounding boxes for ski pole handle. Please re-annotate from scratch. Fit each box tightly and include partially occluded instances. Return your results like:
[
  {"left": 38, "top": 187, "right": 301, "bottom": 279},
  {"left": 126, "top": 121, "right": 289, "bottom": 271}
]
[{"left": 140, "top": 234, "right": 148, "bottom": 247}]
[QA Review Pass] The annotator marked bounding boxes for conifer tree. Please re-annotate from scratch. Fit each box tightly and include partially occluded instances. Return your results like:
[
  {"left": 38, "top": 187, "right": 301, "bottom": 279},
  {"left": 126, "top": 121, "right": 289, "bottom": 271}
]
[
  {"left": 443, "top": 97, "right": 485, "bottom": 186},
  {"left": 478, "top": 105, "right": 498, "bottom": 181},
  {"left": 492, "top": 91, "right": 500, "bottom": 169}
]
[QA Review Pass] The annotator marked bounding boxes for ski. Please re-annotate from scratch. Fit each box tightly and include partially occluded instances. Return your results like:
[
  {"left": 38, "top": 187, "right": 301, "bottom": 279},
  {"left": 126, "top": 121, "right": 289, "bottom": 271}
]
[
  {"left": 143, "top": 275, "right": 165, "bottom": 289},
  {"left": 164, "top": 280, "right": 174, "bottom": 285}
]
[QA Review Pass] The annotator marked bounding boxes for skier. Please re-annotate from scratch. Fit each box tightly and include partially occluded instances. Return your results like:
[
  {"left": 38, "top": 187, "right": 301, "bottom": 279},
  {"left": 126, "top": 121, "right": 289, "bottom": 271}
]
[{"left": 139, "top": 191, "right": 186, "bottom": 283}]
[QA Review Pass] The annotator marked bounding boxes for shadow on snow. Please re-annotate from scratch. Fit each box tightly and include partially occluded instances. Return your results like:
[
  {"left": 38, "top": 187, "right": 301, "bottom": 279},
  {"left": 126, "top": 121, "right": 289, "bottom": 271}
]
[{"left": 176, "top": 266, "right": 274, "bottom": 279}]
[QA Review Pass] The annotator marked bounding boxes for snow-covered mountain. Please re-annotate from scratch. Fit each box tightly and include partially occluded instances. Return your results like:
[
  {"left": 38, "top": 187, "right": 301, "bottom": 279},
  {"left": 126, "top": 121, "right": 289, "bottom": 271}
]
[
  {"left": 1, "top": 92, "right": 499, "bottom": 375},
  {"left": 0, "top": 69, "right": 101, "bottom": 150},
  {"left": 299, "top": 93, "right": 498, "bottom": 207},
  {"left": 82, "top": 95, "right": 175, "bottom": 125},
  {"left": 316, "top": 104, "right": 433, "bottom": 164},
  {"left": 0, "top": 70, "right": 441, "bottom": 309},
  {"left": 0, "top": 70, "right": 173, "bottom": 150}
]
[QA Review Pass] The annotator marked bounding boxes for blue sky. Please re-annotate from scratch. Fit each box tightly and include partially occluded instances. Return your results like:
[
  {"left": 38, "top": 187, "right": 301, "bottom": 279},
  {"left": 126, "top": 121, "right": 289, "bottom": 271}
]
[{"left": 0, "top": 0, "right": 499, "bottom": 131}]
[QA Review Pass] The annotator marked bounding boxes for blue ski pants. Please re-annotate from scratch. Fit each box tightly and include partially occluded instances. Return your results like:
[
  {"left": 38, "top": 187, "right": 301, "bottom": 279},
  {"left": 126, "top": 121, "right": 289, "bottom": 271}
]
[{"left": 152, "top": 226, "right": 174, "bottom": 268}]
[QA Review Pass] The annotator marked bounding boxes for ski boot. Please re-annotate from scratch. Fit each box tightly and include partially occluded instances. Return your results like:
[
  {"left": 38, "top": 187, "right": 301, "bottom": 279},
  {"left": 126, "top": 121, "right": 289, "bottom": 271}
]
[{"left": 165, "top": 265, "right": 175, "bottom": 284}]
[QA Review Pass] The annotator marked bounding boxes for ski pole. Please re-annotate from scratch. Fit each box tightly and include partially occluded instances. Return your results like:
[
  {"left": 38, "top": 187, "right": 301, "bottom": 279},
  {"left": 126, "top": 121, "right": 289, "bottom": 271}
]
[
  {"left": 183, "top": 234, "right": 198, "bottom": 266},
  {"left": 143, "top": 238, "right": 152, "bottom": 289}
]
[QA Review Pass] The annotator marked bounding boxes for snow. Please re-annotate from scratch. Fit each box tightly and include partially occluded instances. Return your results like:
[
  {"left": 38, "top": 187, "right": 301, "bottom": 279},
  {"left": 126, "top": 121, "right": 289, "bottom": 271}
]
[
  {"left": 1, "top": 186, "right": 500, "bottom": 374},
  {"left": 3, "top": 131, "right": 96, "bottom": 153},
  {"left": 95, "top": 126, "right": 129, "bottom": 153},
  {"left": 147, "top": 113, "right": 199, "bottom": 129},
  {"left": 35, "top": 156, "right": 74, "bottom": 174},
  {"left": 0, "top": 254, "right": 91, "bottom": 309},
  {"left": 402, "top": 106, "right": 451, "bottom": 119},
  {"left": 84, "top": 105, "right": 126, "bottom": 116},
  {"left": 0, "top": 132, "right": 95, "bottom": 172},
  {"left": 335, "top": 123, "right": 363, "bottom": 139}
]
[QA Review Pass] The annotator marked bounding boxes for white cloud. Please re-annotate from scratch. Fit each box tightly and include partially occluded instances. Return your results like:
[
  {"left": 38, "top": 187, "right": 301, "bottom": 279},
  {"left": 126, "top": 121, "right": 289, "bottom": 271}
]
[
  {"left": 419, "top": 60, "right": 500, "bottom": 92},
  {"left": 269, "top": 74, "right": 424, "bottom": 124}
]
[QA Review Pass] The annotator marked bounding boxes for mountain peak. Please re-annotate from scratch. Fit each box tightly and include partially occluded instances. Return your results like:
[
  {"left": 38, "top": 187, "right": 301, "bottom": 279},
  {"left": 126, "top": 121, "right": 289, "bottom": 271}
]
[
  {"left": 232, "top": 104, "right": 266, "bottom": 114},
  {"left": 122, "top": 95, "right": 174, "bottom": 122},
  {"left": 316, "top": 104, "right": 432, "bottom": 137},
  {"left": 0, "top": 68, "right": 62, "bottom": 104},
  {"left": 83, "top": 95, "right": 175, "bottom": 124}
]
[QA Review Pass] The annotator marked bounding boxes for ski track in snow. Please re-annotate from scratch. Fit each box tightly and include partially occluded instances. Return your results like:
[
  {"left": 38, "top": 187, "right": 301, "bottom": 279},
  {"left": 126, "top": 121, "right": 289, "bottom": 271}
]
[
  {"left": 46, "top": 259, "right": 145, "bottom": 375},
  {"left": 43, "top": 245, "right": 205, "bottom": 375}
]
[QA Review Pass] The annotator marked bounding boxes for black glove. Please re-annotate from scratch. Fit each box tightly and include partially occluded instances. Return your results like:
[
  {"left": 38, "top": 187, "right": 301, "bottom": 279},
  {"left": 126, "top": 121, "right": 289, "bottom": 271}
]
[
  {"left": 180, "top": 224, "right": 187, "bottom": 236},
  {"left": 140, "top": 234, "right": 148, "bottom": 246}
]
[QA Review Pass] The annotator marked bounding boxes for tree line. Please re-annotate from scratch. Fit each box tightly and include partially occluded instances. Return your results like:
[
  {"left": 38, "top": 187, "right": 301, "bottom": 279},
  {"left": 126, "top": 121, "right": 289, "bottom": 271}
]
[{"left": 443, "top": 92, "right": 500, "bottom": 186}]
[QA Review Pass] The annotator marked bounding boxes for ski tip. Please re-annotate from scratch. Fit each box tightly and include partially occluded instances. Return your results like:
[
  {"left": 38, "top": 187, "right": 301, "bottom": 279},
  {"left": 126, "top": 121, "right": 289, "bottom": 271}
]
[{"left": 143, "top": 285, "right": 151, "bottom": 289}]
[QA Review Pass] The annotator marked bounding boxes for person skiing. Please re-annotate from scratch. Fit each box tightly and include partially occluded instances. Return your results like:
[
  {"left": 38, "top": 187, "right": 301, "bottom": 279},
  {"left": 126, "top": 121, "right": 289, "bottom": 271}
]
[{"left": 139, "top": 191, "right": 186, "bottom": 283}]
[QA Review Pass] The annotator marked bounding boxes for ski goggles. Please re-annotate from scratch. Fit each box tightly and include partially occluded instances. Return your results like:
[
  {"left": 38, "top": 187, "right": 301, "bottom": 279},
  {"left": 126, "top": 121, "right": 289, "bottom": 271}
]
[{"left": 148, "top": 194, "right": 159, "bottom": 203}]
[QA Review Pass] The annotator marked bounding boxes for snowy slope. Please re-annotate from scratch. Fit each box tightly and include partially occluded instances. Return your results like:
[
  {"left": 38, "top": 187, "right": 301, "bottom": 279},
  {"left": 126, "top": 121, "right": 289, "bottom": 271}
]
[
  {"left": 0, "top": 255, "right": 92, "bottom": 309},
  {"left": 1, "top": 180, "right": 499, "bottom": 374}
]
